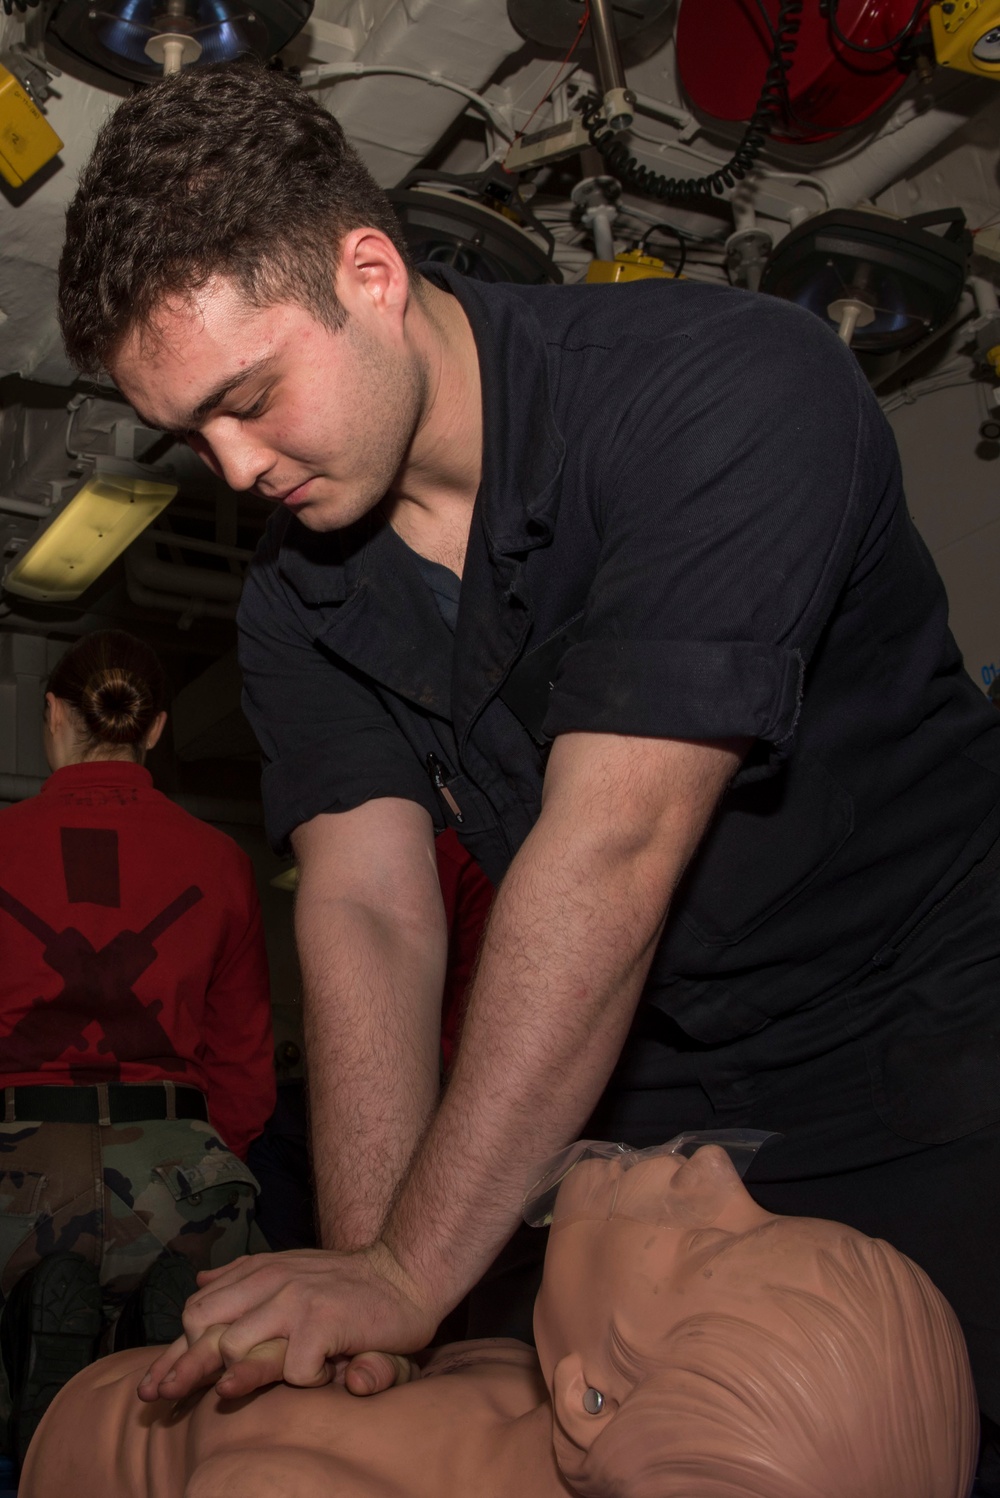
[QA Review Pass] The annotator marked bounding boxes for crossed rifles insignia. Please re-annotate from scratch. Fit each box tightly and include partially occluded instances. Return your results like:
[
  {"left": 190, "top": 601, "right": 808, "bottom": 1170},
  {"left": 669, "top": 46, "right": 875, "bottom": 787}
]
[{"left": 0, "top": 884, "right": 204, "bottom": 1081}]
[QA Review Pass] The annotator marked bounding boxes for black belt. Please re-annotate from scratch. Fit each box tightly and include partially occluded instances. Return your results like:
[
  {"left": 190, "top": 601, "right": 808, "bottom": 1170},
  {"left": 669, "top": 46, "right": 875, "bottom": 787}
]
[{"left": 1, "top": 1083, "right": 209, "bottom": 1126}]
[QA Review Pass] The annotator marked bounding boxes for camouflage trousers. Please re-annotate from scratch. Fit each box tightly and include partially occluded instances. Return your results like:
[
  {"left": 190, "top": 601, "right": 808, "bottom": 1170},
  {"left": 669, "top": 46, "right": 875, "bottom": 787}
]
[{"left": 0, "top": 1117, "right": 266, "bottom": 1436}]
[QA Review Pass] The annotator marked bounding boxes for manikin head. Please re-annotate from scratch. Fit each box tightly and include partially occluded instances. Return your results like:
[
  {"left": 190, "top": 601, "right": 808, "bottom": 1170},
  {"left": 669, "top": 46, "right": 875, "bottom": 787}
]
[{"left": 529, "top": 1139, "right": 977, "bottom": 1498}]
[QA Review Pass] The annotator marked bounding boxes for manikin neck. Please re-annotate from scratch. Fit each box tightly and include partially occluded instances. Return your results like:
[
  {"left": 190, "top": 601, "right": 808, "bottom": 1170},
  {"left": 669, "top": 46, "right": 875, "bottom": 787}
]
[{"left": 438, "top": 1397, "right": 567, "bottom": 1497}]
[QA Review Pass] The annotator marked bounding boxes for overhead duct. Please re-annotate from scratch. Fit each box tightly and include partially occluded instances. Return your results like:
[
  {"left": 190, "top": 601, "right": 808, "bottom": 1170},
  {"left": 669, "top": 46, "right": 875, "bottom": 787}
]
[
  {"left": 808, "top": 81, "right": 993, "bottom": 208},
  {"left": 295, "top": 1, "right": 524, "bottom": 189}
]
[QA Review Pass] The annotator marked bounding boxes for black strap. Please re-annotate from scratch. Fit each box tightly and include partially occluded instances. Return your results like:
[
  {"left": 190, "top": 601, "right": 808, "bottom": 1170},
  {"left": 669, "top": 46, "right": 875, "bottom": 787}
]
[{"left": 2, "top": 1084, "right": 208, "bottom": 1125}]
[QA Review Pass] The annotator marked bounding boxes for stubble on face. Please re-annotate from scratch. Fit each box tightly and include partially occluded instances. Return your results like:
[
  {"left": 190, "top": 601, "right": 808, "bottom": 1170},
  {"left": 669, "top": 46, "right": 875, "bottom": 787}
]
[
  {"left": 307, "top": 311, "right": 429, "bottom": 533},
  {"left": 107, "top": 279, "right": 431, "bottom": 537}
]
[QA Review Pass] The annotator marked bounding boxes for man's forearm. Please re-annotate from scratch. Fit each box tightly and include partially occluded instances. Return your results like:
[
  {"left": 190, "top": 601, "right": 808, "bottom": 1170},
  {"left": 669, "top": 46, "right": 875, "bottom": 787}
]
[
  {"left": 381, "top": 829, "right": 654, "bottom": 1310},
  {"left": 296, "top": 889, "right": 445, "bottom": 1250},
  {"left": 381, "top": 734, "right": 745, "bottom": 1317}
]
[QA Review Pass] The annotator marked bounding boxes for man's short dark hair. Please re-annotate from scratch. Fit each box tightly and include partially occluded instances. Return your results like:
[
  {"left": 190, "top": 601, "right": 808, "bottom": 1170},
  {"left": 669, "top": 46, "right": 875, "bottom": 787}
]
[{"left": 58, "top": 61, "right": 413, "bottom": 375}]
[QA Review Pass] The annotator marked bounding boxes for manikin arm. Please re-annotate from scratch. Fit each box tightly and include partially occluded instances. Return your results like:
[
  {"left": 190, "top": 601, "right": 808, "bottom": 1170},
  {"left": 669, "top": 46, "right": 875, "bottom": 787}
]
[{"left": 141, "top": 730, "right": 745, "bottom": 1398}]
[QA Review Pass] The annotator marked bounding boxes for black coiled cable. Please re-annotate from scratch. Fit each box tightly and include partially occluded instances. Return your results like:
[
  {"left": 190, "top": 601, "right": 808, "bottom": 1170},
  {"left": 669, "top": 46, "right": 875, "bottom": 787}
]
[{"left": 578, "top": 0, "right": 803, "bottom": 202}]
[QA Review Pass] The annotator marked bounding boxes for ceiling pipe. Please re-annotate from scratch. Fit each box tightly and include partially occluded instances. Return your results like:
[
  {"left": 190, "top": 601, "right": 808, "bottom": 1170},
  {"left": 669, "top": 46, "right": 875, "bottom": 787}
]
[
  {"left": 0, "top": 496, "right": 52, "bottom": 519},
  {"left": 812, "top": 83, "right": 991, "bottom": 209},
  {"left": 148, "top": 529, "right": 254, "bottom": 564},
  {"left": 128, "top": 545, "right": 243, "bottom": 604},
  {"left": 124, "top": 554, "right": 238, "bottom": 625}
]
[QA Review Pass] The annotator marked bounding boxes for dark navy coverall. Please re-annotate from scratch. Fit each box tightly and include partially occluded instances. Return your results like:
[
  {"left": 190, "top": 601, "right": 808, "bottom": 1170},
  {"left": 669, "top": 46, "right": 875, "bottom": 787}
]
[{"left": 239, "top": 267, "right": 1000, "bottom": 1428}]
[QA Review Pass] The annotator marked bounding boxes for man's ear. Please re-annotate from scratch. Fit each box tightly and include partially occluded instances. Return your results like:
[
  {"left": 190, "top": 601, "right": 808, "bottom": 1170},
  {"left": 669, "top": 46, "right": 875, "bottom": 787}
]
[
  {"left": 335, "top": 227, "right": 410, "bottom": 325},
  {"left": 550, "top": 1354, "right": 619, "bottom": 1455}
]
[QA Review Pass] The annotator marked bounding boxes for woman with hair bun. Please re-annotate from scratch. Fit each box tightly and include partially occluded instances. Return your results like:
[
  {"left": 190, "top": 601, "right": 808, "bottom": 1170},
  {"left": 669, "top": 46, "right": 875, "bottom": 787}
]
[{"left": 0, "top": 630, "right": 275, "bottom": 1468}]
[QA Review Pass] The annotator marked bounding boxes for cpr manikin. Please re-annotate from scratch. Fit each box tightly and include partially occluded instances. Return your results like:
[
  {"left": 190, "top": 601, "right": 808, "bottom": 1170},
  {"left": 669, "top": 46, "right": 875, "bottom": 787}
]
[{"left": 19, "top": 1138, "right": 977, "bottom": 1498}]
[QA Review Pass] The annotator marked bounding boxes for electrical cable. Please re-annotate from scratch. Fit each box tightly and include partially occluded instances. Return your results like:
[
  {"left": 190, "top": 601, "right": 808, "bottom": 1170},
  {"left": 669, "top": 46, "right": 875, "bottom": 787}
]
[
  {"left": 639, "top": 223, "right": 687, "bottom": 277},
  {"left": 509, "top": 3, "right": 591, "bottom": 147},
  {"left": 577, "top": 0, "right": 803, "bottom": 201},
  {"left": 299, "top": 63, "right": 515, "bottom": 141},
  {"left": 826, "top": 0, "right": 926, "bottom": 56},
  {"left": 613, "top": 203, "right": 729, "bottom": 244}
]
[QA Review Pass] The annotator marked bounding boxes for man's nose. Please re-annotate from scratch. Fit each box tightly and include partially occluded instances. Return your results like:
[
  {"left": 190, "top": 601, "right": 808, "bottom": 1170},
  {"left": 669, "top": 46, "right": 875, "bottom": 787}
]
[{"left": 193, "top": 421, "right": 273, "bottom": 492}]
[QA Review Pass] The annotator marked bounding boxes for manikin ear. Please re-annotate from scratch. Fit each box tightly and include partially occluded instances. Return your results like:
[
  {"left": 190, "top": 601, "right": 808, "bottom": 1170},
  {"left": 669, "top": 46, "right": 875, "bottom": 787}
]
[{"left": 550, "top": 1353, "right": 620, "bottom": 1456}]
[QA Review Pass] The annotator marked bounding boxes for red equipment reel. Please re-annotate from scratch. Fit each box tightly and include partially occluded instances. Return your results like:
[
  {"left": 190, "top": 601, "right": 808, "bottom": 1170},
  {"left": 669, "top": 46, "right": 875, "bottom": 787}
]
[{"left": 675, "top": 0, "right": 930, "bottom": 143}]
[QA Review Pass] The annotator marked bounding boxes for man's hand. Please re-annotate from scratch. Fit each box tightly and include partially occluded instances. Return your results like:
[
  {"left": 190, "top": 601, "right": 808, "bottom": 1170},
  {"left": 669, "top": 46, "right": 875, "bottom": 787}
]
[{"left": 137, "top": 1244, "right": 440, "bottom": 1402}]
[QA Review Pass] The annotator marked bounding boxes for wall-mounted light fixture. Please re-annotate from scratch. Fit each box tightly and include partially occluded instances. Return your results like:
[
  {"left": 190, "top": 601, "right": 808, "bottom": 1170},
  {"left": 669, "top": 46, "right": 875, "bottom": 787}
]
[{"left": 3, "top": 472, "right": 176, "bottom": 603}]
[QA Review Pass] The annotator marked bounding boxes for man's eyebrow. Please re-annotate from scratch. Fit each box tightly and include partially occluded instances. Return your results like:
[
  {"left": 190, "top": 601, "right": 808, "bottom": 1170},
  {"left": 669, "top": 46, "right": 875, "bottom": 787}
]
[{"left": 147, "top": 354, "right": 278, "bottom": 435}]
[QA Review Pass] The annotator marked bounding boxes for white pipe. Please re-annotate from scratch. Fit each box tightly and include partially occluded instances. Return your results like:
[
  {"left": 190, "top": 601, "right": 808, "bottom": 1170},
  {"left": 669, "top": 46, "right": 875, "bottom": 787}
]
[
  {"left": 814, "top": 89, "right": 985, "bottom": 208},
  {"left": 0, "top": 496, "right": 51, "bottom": 519},
  {"left": 588, "top": 204, "right": 617, "bottom": 263},
  {"left": 632, "top": 92, "right": 696, "bottom": 131},
  {"left": 970, "top": 276, "right": 1000, "bottom": 316},
  {"left": 731, "top": 192, "right": 756, "bottom": 235}
]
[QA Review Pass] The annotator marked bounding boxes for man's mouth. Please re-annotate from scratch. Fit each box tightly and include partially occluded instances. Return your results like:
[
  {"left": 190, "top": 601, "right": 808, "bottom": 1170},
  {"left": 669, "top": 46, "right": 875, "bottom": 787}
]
[{"left": 262, "top": 478, "right": 314, "bottom": 508}]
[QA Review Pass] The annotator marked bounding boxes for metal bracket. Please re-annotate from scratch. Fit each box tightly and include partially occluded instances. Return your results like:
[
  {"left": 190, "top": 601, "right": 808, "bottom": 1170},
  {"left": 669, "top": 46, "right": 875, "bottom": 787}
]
[{"left": 0, "top": 42, "right": 60, "bottom": 107}]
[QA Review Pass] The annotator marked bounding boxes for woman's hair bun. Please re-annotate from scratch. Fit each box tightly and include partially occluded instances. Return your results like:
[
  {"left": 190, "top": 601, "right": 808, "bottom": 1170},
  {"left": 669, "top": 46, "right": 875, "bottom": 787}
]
[
  {"left": 47, "top": 629, "right": 167, "bottom": 752},
  {"left": 80, "top": 667, "right": 151, "bottom": 745}
]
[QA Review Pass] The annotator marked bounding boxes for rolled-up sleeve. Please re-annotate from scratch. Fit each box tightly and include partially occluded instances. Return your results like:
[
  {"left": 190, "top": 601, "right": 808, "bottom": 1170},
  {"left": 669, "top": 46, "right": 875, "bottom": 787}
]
[
  {"left": 238, "top": 531, "right": 437, "bottom": 853},
  {"left": 543, "top": 297, "right": 883, "bottom": 749}
]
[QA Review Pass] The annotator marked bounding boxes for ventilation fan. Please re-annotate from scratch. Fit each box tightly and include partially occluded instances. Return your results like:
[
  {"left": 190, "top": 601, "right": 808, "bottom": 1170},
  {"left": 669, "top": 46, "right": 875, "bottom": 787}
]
[
  {"left": 46, "top": 0, "right": 312, "bottom": 83},
  {"left": 760, "top": 208, "right": 970, "bottom": 351},
  {"left": 388, "top": 170, "right": 562, "bottom": 286}
]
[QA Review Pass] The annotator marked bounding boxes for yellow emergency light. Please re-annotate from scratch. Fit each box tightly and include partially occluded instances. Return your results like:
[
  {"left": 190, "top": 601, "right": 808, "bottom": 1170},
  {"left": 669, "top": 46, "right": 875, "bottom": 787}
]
[
  {"left": 586, "top": 250, "right": 682, "bottom": 284},
  {"left": 0, "top": 64, "right": 62, "bottom": 189},
  {"left": 931, "top": 0, "right": 1000, "bottom": 76},
  {"left": 4, "top": 473, "right": 176, "bottom": 602}
]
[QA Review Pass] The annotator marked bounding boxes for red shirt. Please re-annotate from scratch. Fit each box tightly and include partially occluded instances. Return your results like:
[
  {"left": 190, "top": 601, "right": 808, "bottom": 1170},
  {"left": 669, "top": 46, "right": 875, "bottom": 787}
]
[
  {"left": 0, "top": 762, "right": 274, "bottom": 1159},
  {"left": 435, "top": 830, "right": 493, "bottom": 1072}
]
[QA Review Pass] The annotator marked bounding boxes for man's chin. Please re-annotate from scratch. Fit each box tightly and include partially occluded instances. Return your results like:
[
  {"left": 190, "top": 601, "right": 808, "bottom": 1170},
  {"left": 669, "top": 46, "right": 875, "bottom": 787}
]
[{"left": 285, "top": 492, "right": 380, "bottom": 533}]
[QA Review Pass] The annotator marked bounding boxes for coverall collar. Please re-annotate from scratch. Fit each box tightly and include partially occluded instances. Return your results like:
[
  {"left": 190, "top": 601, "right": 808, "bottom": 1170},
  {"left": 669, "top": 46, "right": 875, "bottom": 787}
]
[
  {"left": 274, "top": 270, "right": 567, "bottom": 726},
  {"left": 276, "top": 265, "right": 566, "bottom": 607}
]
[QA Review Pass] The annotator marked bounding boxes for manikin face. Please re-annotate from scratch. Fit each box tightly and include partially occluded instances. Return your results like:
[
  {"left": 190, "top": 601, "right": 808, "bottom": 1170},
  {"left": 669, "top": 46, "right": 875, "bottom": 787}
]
[
  {"left": 532, "top": 1146, "right": 845, "bottom": 1444},
  {"left": 109, "top": 270, "right": 425, "bottom": 533}
]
